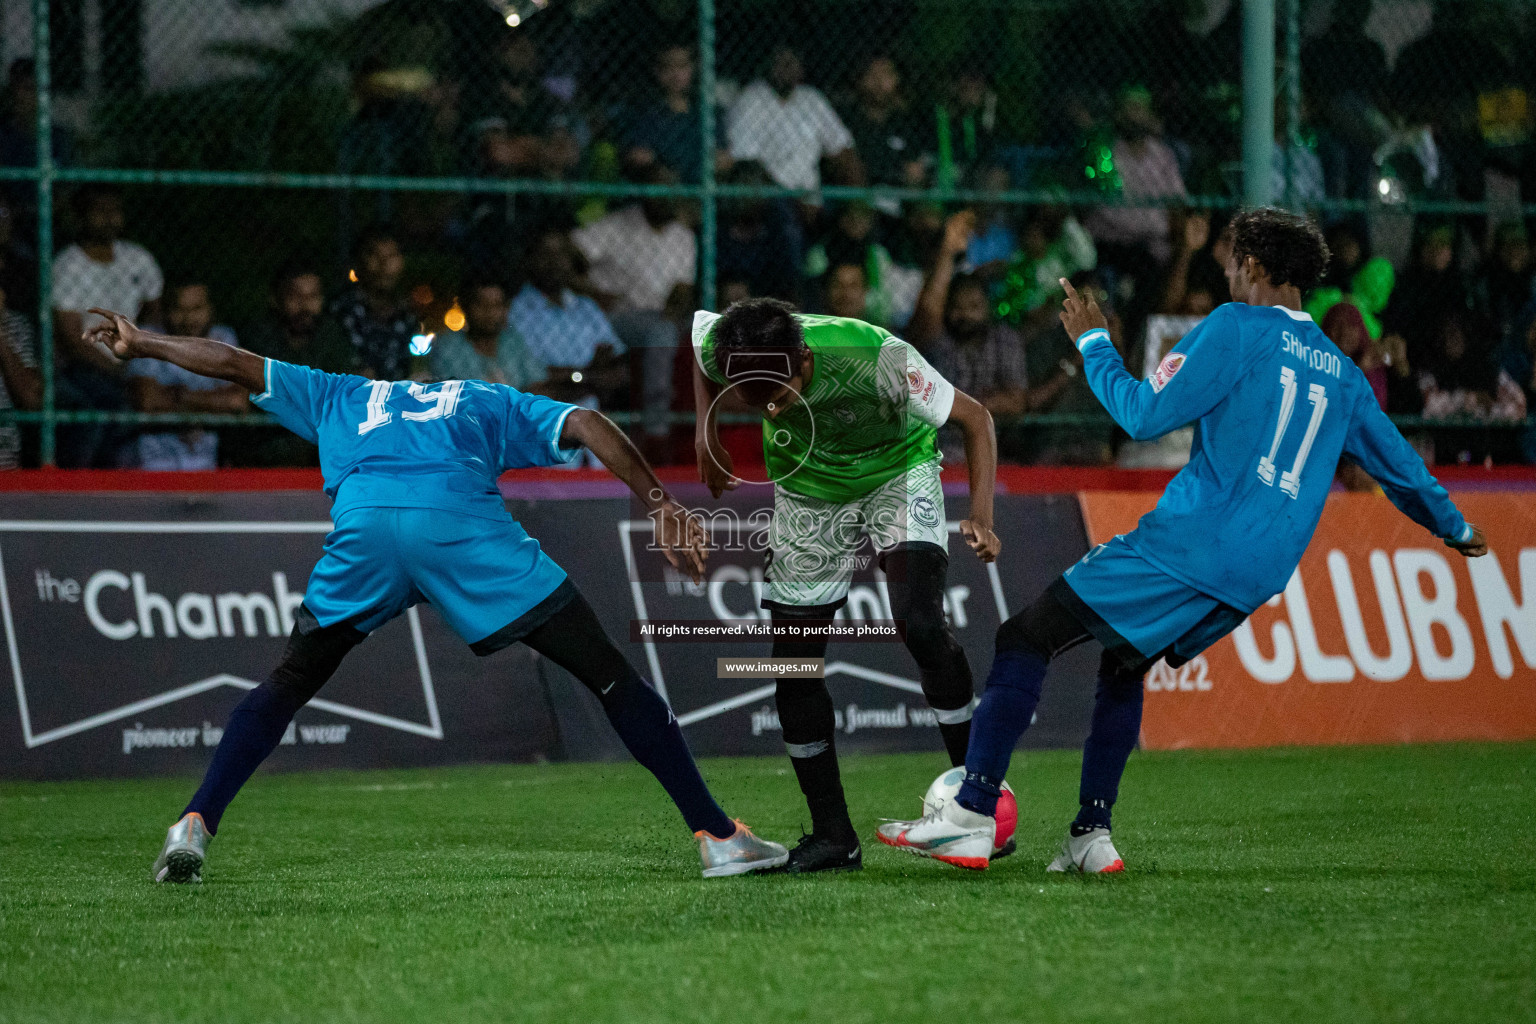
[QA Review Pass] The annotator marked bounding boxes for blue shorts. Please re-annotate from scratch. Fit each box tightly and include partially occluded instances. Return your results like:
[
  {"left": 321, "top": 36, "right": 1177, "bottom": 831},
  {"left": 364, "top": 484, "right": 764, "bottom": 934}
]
[
  {"left": 1057, "top": 534, "right": 1246, "bottom": 670},
  {"left": 304, "top": 506, "right": 572, "bottom": 654}
]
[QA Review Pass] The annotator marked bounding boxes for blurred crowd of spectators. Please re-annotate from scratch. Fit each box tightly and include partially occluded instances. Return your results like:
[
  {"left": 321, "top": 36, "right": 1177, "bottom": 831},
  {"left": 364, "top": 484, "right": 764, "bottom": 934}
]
[{"left": 0, "top": 0, "right": 1533, "bottom": 470}]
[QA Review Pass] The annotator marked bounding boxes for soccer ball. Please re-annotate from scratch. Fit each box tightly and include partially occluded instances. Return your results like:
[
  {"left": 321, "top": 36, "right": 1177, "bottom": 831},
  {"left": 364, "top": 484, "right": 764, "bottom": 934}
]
[{"left": 922, "top": 766, "right": 1017, "bottom": 851}]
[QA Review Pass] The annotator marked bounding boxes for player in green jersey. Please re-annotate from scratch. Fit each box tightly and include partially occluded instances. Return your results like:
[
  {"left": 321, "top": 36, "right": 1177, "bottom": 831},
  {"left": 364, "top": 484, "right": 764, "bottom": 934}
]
[{"left": 692, "top": 298, "right": 1001, "bottom": 873}]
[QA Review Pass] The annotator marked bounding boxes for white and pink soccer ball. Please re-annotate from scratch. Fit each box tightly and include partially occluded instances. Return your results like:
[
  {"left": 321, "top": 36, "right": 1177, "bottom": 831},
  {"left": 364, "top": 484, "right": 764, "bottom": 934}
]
[{"left": 922, "top": 766, "right": 1017, "bottom": 850}]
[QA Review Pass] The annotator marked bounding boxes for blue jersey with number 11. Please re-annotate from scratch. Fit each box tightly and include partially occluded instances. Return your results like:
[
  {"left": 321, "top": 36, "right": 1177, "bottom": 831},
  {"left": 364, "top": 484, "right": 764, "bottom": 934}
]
[
  {"left": 1078, "top": 303, "right": 1468, "bottom": 612},
  {"left": 250, "top": 358, "right": 580, "bottom": 522}
]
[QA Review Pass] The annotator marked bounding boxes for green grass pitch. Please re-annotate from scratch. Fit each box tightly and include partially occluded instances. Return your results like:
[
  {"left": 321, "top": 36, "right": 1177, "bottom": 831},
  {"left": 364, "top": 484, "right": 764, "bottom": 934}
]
[{"left": 2, "top": 743, "right": 1533, "bottom": 1024}]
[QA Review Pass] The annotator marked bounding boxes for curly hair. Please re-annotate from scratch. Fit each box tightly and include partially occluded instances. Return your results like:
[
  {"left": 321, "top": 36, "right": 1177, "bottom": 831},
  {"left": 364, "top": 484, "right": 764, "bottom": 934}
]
[
  {"left": 1229, "top": 207, "right": 1330, "bottom": 290},
  {"left": 712, "top": 297, "right": 806, "bottom": 365},
  {"left": 709, "top": 297, "right": 807, "bottom": 404}
]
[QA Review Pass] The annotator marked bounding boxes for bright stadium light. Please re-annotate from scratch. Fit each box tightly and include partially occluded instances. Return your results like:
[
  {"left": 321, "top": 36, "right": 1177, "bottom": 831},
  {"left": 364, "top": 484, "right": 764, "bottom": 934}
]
[
  {"left": 1375, "top": 176, "right": 1406, "bottom": 205},
  {"left": 409, "top": 333, "right": 435, "bottom": 356},
  {"left": 487, "top": 0, "right": 549, "bottom": 28}
]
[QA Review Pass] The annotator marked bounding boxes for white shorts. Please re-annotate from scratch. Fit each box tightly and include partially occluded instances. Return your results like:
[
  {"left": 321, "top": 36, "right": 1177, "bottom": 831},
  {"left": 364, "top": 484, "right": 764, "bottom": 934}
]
[{"left": 764, "top": 459, "right": 947, "bottom": 610}]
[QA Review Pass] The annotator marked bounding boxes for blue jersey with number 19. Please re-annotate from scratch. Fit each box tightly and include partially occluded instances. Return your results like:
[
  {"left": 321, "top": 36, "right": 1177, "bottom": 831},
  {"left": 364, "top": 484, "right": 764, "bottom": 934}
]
[
  {"left": 250, "top": 358, "right": 580, "bottom": 523},
  {"left": 1077, "top": 303, "right": 1468, "bottom": 612}
]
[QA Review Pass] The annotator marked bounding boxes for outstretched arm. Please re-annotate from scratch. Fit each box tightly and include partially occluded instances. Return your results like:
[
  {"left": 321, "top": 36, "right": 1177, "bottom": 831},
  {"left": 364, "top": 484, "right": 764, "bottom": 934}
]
[
  {"left": 1059, "top": 280, "right": 1238, "bottom": 441},
  {"left": 84, "top": 308, "right": 266, "bottom": 393},
  {"left": 1344, "top": 389, "right": 1487, "bottom": 557},
  {"left": 561, "top": 408, "right": 710, "bottom": 582},
  {"left": 947, "top": 389, "right": 1000, "bottom": 562},
  {"left": 907, "top": 211, "right": 973, "bottom": 347}
]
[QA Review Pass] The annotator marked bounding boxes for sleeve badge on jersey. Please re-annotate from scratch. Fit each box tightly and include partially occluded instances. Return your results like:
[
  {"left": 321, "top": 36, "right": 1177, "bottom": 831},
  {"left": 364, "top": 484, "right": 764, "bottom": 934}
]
[
  {"left": 1150, "top": 352, "right": 1186, "bottom": 393},
  {"left": 907, "top": 368, "right": 925, "bottom": 394}
]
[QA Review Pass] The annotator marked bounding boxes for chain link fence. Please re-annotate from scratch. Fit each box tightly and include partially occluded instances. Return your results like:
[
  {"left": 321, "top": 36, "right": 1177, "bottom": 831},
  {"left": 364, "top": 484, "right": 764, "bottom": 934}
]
[{"left": 0, "top": 0, "right": 1531, "bottom": 469}]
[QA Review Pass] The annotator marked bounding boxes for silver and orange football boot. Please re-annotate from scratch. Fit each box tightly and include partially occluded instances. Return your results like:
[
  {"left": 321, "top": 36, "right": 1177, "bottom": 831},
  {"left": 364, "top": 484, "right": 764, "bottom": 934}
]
[
  {"left": 151, "top": 812, "right": 211, "bottom": 883},
  {"left": 1046, "top": 827, "right": 1125, "bottom": 874},
  {"left": 696, "top": 820, "right": 789, "bottom": 878}
]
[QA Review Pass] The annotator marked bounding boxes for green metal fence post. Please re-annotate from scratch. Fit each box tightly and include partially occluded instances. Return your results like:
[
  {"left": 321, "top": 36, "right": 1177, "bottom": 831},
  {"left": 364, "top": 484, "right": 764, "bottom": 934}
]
[
  {"left": 697, "top": 0, "right": 717, "bottom": 314},
  {"left": 1242, "top": 0, "right": 1276, "bottom": 209},
  {"left": 33, "top": 0, "right": 55, "bottom": 465},
  {"left": 1283, "top": 0, "right": 1302, "bottom": 212}
]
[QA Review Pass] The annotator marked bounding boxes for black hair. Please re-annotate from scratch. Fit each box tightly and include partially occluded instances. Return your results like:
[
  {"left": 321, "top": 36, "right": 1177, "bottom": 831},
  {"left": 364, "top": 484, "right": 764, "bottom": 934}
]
[
  {"left": 166, "top": 280, "right": 210, "bottom": 303},
  {"left": 1229, "top": 207, "right": 1329, "bottom": 290},
  {"left": 712, "top": 298, "right": 805, "bottom": 393},
  {"left": 856, "top": 52, "right": 897, "bottom": 79},
  {"left": 622, "top": 160, "right": 676, "bottom": 186},
  {"left": 654, "top": 41, "right": 693, "bottom": 62},
  {"left": 350, "top": 224, "right": 399, "bottom": 263},
  {"left": 946, "top": 271, "right": 987, "bottom": 303},
  {"left": 271, "top": 257, "right": 321, "bottom": 295},
  {"left": 525, "top": 224, "right": 571, "bottom": 254},
  {"left": 70, "top": 182, "right": 122, "bottom": 216},
  {"left": 1187, "top": 259, "right": 1229, "bottom": 303},
  {"left": 460, "top": 273, "right": 509, "bottom": 299}
]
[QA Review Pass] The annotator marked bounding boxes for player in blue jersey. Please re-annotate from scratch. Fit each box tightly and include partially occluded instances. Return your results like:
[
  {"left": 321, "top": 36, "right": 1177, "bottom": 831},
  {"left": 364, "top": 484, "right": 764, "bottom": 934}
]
[
  {"left": 82, "top": 308, "right": 789, "bottom": 883},
  {"left": 877, "top": 208, "right": 1489, "bottom": 872}
]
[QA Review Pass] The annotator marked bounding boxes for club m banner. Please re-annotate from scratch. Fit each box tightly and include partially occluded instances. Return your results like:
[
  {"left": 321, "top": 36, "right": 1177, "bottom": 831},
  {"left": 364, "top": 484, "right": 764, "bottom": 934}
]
[{"left": 1080, "top": 492, "right": 1536, "bottom": 749}]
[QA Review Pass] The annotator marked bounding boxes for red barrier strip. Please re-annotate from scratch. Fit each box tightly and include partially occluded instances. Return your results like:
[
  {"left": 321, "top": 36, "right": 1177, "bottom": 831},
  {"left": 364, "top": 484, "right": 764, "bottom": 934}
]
[{"left": 0, "top": 463, "right": 1531, "bottom": 493}]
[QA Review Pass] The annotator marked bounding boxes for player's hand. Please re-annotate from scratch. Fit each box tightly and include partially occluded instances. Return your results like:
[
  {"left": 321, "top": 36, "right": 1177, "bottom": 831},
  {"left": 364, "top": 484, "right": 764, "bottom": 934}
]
[
  {"left": 83, "top": 308, "right": 144, "bottom": 360},
  {"left": 959, "top": 519, "right": 1000, "bottom": 563},
  {"left": 1446, "top": 524, "right": 1488, "bottom": 558},
  {"left": 942, "top": 210, "right": 976, "bottom": 257},
  {"left": 695, "top": 438, "right": 739, "bottom": 499},
  {"left": 1182, "top": 212, "right": 1211, "bottom": 253},
  {"left": 653, "top": 498, "right": 710, "bottom": 583},
  {"left": 1058, "top": 279, "right": 1109, "bottom": 346}
]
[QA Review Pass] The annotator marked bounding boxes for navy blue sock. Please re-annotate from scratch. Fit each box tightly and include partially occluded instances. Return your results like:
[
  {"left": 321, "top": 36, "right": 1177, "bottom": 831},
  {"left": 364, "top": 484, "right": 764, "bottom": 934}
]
[
  {"left": 185, "top": 683, "right": 306, "bottom": 834},
  {"left": 957, "top": 649, "right": 1048, "bottom": 817},
  {"left": 600, "top": 670, "right": 734, "bottom": 840},
  {"left": 1072, "top": 662, "right": 1145, "bottom": 833}
]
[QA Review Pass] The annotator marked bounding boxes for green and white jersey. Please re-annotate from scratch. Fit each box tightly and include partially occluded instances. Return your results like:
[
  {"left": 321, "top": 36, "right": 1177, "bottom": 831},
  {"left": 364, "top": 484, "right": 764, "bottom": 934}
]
[{"left": 692, "top": 311, "right": 955, "bottom": 502}]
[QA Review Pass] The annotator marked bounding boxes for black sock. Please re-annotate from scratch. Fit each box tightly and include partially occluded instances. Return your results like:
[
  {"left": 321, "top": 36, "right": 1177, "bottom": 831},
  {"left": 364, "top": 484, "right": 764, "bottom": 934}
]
[
  {"left": 938, "top": 720, "right": 971, "bottom": 767},
  {"left": 776, "top": 674, "right": 854, "bottom": 842},
  {"left": 788, "top": 744, "right": 855, "bottom": 842}
]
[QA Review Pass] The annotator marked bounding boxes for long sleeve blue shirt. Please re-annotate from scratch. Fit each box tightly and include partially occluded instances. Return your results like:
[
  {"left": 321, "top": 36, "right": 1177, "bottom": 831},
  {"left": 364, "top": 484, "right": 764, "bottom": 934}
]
[{"left": 1077, "top": 303, "right": 1468, "bottom": 611}]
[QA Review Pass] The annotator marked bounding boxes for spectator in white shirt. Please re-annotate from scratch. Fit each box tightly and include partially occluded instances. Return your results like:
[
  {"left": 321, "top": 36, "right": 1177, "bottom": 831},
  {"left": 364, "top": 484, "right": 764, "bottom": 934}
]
[
  {"left": 124, "top": 282, "right": 249, "bottom": 470},
  {"left": 53, "top": 185, "right": 163, "bottom": 369},
  {"left": 0, "top": 282, "right": 40, "bottom": 469},
  {"left": 571, "top": 164, "right": 696, "bottom": 447},
  {"left": 51, "top": 184, "right": 164, "bottom": 465},
  {"left": 727, "top": 45, "right": 861, "bottom": 193}
]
